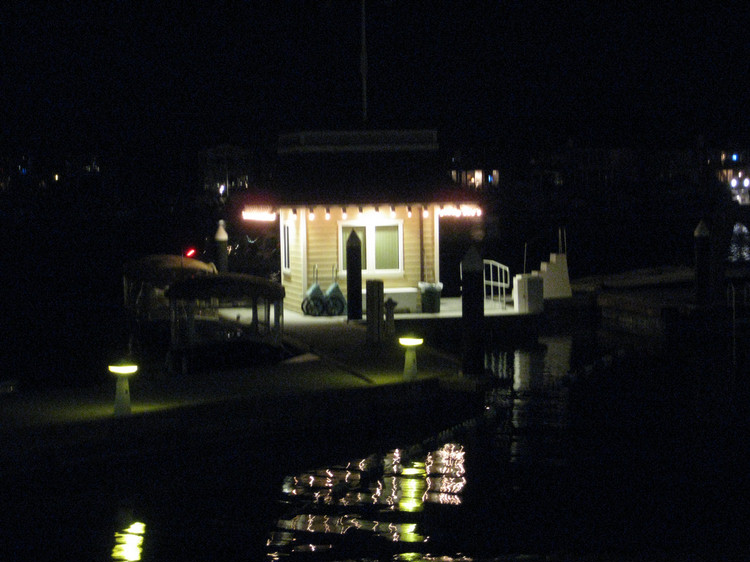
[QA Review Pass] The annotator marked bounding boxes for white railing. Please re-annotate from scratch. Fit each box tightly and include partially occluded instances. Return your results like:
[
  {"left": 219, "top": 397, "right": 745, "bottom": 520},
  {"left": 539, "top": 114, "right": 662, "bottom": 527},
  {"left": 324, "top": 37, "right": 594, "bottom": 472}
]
[
  {"left": 483, "top": 259, "right": 510, "bottom": 309},
  {"left": 460, "top": 258, "right": 510, "bottom": 309}
]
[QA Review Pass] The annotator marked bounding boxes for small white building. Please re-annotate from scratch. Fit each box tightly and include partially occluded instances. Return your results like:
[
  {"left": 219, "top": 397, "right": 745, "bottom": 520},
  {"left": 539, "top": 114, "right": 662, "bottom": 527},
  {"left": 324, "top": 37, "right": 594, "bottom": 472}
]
[{"left": 240, "top": 130, "right": 484, "bottom": 313}]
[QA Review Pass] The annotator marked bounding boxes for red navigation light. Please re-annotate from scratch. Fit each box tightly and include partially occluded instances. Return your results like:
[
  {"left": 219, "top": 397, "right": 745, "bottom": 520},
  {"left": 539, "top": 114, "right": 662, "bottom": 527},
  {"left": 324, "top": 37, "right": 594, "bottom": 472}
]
[{"left": 185, "top": 248, "right": 197, "bottom": 258}]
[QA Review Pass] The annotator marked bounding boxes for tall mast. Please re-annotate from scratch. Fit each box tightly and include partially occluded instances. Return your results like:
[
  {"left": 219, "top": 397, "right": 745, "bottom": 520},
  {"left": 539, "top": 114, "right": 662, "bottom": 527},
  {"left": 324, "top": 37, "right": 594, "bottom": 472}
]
[{"left": 360, "top": 0, "right": 368, "bottom": 125}]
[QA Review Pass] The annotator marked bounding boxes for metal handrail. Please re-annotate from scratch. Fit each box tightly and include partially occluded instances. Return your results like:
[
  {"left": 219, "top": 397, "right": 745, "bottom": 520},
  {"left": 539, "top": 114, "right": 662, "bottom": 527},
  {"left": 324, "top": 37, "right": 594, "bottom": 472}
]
[
  {"left": 460, "top": 258, "right": 511, "bottom": 309},
  {"left": 483, "top": 259, "right": 510, "bottom": 309}
]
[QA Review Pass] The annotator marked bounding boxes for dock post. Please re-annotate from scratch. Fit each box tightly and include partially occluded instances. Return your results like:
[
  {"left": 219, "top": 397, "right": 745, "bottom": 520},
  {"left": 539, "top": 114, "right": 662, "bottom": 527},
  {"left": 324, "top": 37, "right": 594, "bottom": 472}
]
[
  {"left": 461, "top": 246, "right": 485, "bottom": 377},
  {"left": 366, "top": 279, "right": 384, "bottom": 342},
  {"left": 347, "top": 231, "right": 363, "bottom": 320},
  {"left": 384, "top": 298, "right": 396, "bottom": 338},
  {"left": 694, "top": 220, "right": 711, "bottom": 305}
]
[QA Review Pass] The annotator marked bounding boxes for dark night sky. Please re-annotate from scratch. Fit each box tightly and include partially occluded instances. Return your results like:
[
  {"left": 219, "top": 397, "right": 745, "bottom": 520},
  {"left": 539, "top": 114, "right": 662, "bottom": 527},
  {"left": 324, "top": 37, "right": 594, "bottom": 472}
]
[
  {"left": 2, "top": 2, "right": 750, "bottom": 161},
  {"left": 2, "top": 2, "right": 749, "bottom": 381}
]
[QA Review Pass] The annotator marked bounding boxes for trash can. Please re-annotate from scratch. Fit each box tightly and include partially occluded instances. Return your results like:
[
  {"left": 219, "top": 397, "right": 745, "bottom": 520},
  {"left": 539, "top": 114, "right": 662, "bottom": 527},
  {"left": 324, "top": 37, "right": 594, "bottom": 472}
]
[{"left": 418, "top": 282, "right": 443, "bottom": 313}]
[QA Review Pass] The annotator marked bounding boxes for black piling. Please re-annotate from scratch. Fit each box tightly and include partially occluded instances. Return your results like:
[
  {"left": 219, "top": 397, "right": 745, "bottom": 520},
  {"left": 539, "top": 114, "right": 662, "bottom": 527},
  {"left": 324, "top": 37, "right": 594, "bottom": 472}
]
[
  {"left": 461, "top": 246, "right": 485, "bottom": 377},
  {"left": 694, "top": 219, "right": 713, "bottom": 305},
  {"left": 347, "top": 230, "right": 363, "bottom": 321},
  {"left": 366, "top": 279, "right": 384, "bottom": 343}
]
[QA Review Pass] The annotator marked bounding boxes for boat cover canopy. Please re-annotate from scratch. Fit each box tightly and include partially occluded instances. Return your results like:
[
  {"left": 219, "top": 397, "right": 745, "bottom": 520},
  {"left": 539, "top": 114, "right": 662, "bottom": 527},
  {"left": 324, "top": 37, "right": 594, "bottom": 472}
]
[
  {"left": 124, "top": 255, "right": 217, "bottom": 287},
  {"left": 166, "top": 273, "right": 285, "bottom": 302}
]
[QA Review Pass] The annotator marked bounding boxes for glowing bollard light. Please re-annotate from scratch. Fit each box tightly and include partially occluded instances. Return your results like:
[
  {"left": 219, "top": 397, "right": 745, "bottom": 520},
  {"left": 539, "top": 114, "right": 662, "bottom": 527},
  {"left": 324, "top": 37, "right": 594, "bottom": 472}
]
[
  {"left": 109, "top": 358, "right": 138, "bottom": 416},
  {"left": 399, "top": 336, "right": 423, "bottom": 380}
]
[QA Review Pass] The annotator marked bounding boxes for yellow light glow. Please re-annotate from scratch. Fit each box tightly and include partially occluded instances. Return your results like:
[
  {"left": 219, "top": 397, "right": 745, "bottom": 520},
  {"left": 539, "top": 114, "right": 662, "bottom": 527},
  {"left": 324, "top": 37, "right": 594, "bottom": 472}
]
[
  {"left": 398, "top": 522, "right": 424, "bottom": 542},
  {"left": 112, "top": 521, "right": 146, "bottom": 561},
  {"left": 309, "top": 208, "right": 315, "bottom": 220},
  {"left": 242, "top": 207, "right": 277, "bottom": 222},
  {"left": 399, "top": 337, "right": 423, "bottom": 347},
  {"left": 125, "top": 522, "right": 145, "bottom": 534},
  {"left": 399, "top": 497, "right": 423, "bottom": 512},
  {"left": 342, "top": 207, "right": 347, "bottom": 219},
  {"left": 108, "top": 364, "right": 138, "bottom": 376},
  {"left": 422, "top": 206, "right": 429, "bottom": 218},
  {"left": 437, "top": 204, "right": 482, "bottom": 218},
  {"left": 398, "top": 475, "right": 426, "bottom": 513},
  {"left": 407, "top": 206, "right": 412, "bottom": 218},
  {"left": 325, "top": 208, "right": 331, "bottom": 220},
  {"left": 112, "top": 535, "right": 143, "bottom": 561}
]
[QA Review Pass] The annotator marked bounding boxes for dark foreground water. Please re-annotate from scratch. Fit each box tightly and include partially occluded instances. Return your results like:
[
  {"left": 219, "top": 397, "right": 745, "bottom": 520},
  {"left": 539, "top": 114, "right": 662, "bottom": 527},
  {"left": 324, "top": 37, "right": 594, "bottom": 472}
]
[
  {"left": 2, "top": 329, "right": 748, "bottom": 561},
  {"left": 265, "top": 336, "right": 748, "bottom": 561}
]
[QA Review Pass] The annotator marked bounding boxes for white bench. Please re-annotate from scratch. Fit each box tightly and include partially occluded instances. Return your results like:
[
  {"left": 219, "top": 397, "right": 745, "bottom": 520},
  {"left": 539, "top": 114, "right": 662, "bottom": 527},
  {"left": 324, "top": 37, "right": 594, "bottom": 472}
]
[{"left": 362, "top": 287, "right": 420, "bottom": 313}]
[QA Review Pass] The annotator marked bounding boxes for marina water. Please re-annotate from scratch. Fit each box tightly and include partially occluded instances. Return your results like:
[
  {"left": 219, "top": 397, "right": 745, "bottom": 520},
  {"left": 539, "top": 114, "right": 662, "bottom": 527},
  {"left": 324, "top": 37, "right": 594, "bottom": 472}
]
[{"left": 3, "top": 325, "right": 746, "bottom": 560}]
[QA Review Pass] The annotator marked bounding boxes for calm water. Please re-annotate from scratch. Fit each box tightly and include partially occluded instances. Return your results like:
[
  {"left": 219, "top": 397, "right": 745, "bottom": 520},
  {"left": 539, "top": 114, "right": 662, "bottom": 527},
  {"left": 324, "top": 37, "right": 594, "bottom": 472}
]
[
  {"left": 3, "top": 330, "right": 747, "bottom": 561},
  {"left": 264, "top": 333, "right": 748, "bottom": 561}
]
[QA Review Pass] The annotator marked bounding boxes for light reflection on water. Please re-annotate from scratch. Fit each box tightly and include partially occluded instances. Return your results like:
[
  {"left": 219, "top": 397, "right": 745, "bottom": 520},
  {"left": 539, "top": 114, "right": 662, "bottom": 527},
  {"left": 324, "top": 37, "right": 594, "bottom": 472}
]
[
  {"left": 265, "top": 336, "right": 574, "bottom": 561},
  {"left": 268, "top": 443, "right": 467, "bottom": 557},
  {"left": 112, "top": 524, "right": 146, "bottom": 562},
  {"left": 728, "top": 222, "right": 750, "bottom": 262},
  {"left": 111, "top": 508, "right": 146, "bottom": 561}
]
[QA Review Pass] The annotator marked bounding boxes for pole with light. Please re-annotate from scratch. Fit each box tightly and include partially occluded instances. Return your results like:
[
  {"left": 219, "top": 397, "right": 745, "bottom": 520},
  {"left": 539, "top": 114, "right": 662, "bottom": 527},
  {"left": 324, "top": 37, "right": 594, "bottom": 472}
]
[
  {"left": 109, "top": 357, "right": 138, "bottom": 416},
  {"left": 399, "top": 336, "right": 423, "bottom": 379},
  {"left": 215, "top": 219, "right": 229, "bottom": 273}
]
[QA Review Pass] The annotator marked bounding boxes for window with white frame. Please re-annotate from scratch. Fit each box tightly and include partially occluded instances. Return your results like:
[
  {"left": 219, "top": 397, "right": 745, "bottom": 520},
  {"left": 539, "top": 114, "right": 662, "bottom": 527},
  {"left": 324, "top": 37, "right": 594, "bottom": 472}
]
[{"left": 339, "top": 220, "right": 403, "bottom": 274}]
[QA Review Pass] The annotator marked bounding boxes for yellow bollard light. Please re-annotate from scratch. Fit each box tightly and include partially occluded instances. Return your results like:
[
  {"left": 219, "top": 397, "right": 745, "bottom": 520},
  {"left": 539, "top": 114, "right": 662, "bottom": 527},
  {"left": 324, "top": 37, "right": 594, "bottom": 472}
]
[
  {"left": 399, "top": 336, "right": 423, "bottom": 379},
  {"left": 109, "top": 357, "right": 138, "bottom": 416}
]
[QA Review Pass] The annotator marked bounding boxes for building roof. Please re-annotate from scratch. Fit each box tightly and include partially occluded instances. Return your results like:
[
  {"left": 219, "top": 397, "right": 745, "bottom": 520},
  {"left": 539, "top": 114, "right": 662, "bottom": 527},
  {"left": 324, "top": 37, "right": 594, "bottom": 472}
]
[{"left": 269, "top": 129, "right": 477, "bottom": 207}]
